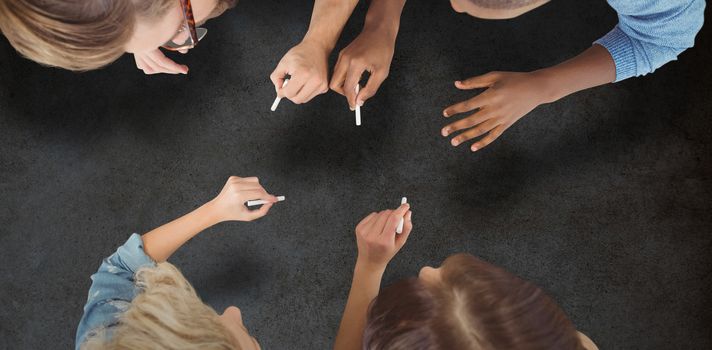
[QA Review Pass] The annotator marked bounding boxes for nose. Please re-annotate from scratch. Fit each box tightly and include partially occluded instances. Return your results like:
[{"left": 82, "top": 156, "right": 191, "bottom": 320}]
[
  {"left": 450, "top": 0, "right": 464, "bottom": 13},
  {"left": 419, "top": 266, "right": 434, "bottom": 278},
  {"left": 225, "top": 306, "right": 242, "bottom": 322}
]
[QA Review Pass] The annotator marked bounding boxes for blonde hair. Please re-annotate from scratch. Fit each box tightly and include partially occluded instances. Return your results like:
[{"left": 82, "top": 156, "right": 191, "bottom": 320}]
[
  {"left": 0, "top": 0, "right": 173, "bottom": 71},
  {"left": 82, "top": 262, "right": 238, "bottom": 350}
]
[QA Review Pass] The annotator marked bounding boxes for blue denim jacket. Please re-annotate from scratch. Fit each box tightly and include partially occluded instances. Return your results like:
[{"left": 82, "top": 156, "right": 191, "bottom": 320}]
[
  {"left": 75, "top": 234, "right": 155, "bottom": 349},
  {"left": 596, "top": 0, "right": 705, "bottom": 82}
]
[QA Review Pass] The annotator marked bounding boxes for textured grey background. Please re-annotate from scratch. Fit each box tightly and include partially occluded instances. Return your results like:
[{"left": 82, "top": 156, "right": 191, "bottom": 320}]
[{"left": 0, "top": 1, "right": 710, "bottom": 349}]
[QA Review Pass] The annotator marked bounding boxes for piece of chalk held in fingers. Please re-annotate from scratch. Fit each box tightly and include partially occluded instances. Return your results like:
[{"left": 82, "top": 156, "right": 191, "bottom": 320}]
[
  {"left": 396, "top": 197, "right": 407, "bottom": 234},
  {"left": 271, "top": 79, "right": 290, "bottom": 111},
  {"left": 246, "top": 196, "right": 285, "bottom": 207},
  {"left": 355, "top": 84, "right": 361, "bottom": 126}
]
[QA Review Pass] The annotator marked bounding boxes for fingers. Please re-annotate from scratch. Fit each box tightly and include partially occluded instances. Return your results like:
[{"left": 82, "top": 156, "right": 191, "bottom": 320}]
[
  {"left": 470, "top": 124, "right": 507, "bottom": 152},
  {"left": 455, "top": 72, "right": 500, "bottom": 90},
  {"left": 371, "top": 210, "right": 391, "bottom": 236},
  {"left": 443, "top": 90, "right": 492, "bottom": 117},
  {"left": 343, "top": 66, "right": 365, "bottom": 110},
  {"left": 396, "top": 211, "right": 413, "bottom": 247},
  {"left": 356, "top": 212, "right": 378, "bottom": 232},
  {"left": 245, "top": 202, "right": 274, "bottom": 221},
  {"left": 281, "top": 73, "right": 309, "bottom": 103},
  {"left": 147, "top": 50, "right": 188, "bottom": 74},
  {"left": 329, "top": 55, "right": 349, "bottom": 96},
  {"left": 293, "top": 78, "right": 326, "bottom": 105},
  {"left": 242, "top": 189, "right": 275, "bottom": 203},
  {"left": 356, "top": 70, "right": 387, "bottom": 106},
  {"left": 135, "top": 56, "right": 155, "bottom": 75},
  {"left": 270, "top": 61, "right": 289, "bottom": 94},
  {"left": 382, "top": 204, "right": 410, "bottom": 236},
  {"left": 234, "top": 176, "right": 259, "bottom": 183},
  {"left": 450, "top": 119, "right": 500, "bottom": 147},
  {"left": 441, "top": 110, "right": 493, "bottom": 137}
]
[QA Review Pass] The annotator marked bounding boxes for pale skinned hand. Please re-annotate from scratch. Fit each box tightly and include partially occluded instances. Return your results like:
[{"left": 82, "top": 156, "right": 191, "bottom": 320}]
[
  {"left": 355, "top": 203, "right": 412, "bottom": 270},
  {"left": 330, "top": 27, "right": 395, "bottom": 110},
  {"left": 270, "top": 40, "right": 330, "bottom": 104},
  {"left": 442, "top": 71, "right": 551, "bottom": 151},
  {"left": 210, "top": 176, "right": 278, "bottom": 222},
  {"left": 133, "top": 49, "right": 188, "bottom": 75}
]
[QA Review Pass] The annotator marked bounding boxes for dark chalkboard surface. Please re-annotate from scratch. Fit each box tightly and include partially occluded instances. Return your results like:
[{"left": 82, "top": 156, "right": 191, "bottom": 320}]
[{"left": 0, "top": 1, "right": 710, "bottom": 349}]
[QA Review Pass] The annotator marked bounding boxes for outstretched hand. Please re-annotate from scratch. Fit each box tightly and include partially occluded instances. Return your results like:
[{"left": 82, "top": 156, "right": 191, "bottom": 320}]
[{"left": 442, "top": 71, "right": 552, "bottom": 152}]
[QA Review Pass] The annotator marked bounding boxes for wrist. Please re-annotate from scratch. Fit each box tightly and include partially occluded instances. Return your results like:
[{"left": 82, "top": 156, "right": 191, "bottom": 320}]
[
  {"left": 355, "top": 258, "right": 387, "bottom": 276},
  {"left": 363, "top": 0, "right": 404, "bottom": 40},
  {"left": 530, "top": 69, "right": 563, "bottom": 104},
  {"left": 302, "top": 32, "right": 337, "bottom": 54},
  {"left": 202, "top": 200, "right": 225, "bottom": 226}
]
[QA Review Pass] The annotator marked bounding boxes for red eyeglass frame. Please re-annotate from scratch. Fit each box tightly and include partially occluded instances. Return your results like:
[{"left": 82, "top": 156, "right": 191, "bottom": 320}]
[{"left": 162, "top": 0, "right": 200, "bottom": 51}]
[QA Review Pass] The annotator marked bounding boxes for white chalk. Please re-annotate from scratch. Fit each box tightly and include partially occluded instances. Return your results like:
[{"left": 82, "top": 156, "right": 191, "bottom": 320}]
[
  {"left": 246, "top": 196, "right": 285, "bottom": 207},
  {"left": 271, "top": 79, "right": 290, "bottom": 111},
  {"left": 355, "top": 84, "right": 361, "bottom": 126},
  {"left": 396, "top": 197, "right": 407, "bottom": 234}
]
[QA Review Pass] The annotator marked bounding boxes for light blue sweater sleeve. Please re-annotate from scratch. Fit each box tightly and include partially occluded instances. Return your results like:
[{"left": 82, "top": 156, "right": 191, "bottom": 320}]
[
  {"left": 595, "top": 0, "right": 705, "bottom": 82},
  {"left": 75, "top": 234, "right": 155, "bottom": 349}
]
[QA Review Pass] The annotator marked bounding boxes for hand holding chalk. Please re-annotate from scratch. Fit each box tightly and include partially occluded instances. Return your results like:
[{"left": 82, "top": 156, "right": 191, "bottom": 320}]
[
  {"left": 271, "top": 79, "right": 290, "bottom": 111},
  {"left": 353, "top": 203, "right": 412, "bottom": 270},
  {"left": 270, "top": 41, "right": 330, "bottom": 104},
  {"left": 210, "top": 176, "right": 278, "bottom": 222}
]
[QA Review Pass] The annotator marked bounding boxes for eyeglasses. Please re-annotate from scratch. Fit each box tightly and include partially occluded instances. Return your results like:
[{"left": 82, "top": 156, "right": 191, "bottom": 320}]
[{"left": 162, "top": 0, "right": 208, "bottom": 51}]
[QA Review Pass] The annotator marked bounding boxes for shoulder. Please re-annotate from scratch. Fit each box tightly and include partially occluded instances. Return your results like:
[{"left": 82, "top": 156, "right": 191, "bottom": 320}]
[{"left": 607, "top": 0, "right": 703, "bottom": 16}]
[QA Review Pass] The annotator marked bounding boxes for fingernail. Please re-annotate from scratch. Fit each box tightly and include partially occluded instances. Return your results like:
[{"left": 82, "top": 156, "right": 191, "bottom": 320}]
[
  {"left": 349, "top": 106, "right": 355, "bottom": 111},
  {"left": 357, "top": 100, "right": 364, "bottom": 107},
  {"left": 441, "top": 128, "right": 449, "bottom": 137},
  {"left": 471, "top": 146, "right": 478, "bottom": 152},
  {"left": 455, "top": 81, "right": 461, "bottom": 85},
  {"left": 451, "top": 138, "right": 459, "bottom": 146},
  {"left": 443, "top": 111, "right": 449, "bottom": 117}
]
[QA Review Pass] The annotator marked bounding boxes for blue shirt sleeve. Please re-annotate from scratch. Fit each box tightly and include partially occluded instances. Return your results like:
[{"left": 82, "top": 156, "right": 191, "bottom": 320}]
[
  {"left": 595, "top": 0, "right": 705, "bottom": 82},
  {"left": 75, "top": 234, "right": 155, "bottom": 349}
]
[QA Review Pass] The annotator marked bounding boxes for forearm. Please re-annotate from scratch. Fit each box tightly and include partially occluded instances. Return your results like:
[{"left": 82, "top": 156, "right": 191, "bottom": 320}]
[
  {"left": 363, "top": 0, "right": 406, "bottom": 38},
  {"left": 334, "top": 262, "right": 385, "bottom": 350},
  {"left": 303, "top": 0, "right": 360, "bottom": 52},
  {"left": 142, "top": 201, "right": 221, "bottom": 262},
  {"left": 537, "top": 45, "right": 616, "bottom": 103}
]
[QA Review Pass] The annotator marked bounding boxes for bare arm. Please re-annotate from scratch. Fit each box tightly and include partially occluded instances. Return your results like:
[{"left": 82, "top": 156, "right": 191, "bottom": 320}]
[
  {"left": 331, "top": 0, "right": 407, "bottom": 108},
  {"left": 271, "top": 0, "right": 360, "bottom": 103},
  {"left": 142, "top": 176, "right": 277, "bottom": 262},
  {"left": 303, "top": 0, "right": 361, "bottom": 53},
  {"left": 539, "top": 44, "right": 616, "bottom": 103},
  {"left": 334, "top": 263, "right": 385, "bottom": 350},
  {"left": 441, "top": 44, "right": 615, "bottom": 152},
  {"left": 334, "top": 205, "right": 413, "bottom": 350}
]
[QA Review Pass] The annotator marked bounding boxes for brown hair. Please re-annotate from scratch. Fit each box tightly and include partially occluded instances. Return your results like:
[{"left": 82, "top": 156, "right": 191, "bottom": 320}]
[
  {"left": 0, "top": 0, "right": 173, "bottom": 71},
  {"left": 364, "top": 254, "right": 585, "bottom": 350}
]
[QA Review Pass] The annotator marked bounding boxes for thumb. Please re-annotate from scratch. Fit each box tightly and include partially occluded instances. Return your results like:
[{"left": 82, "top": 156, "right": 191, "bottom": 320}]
[
  {"left": 455, "top": 72, "right": 500, "bottom": 90},
  {"left": 270, "top": 61, "right": 289, "bottom": 93},
  {"left": 356, "top": 70, "right": 387, "bottom": 106},
  {"left": 248, "top": 202, "right": 274, "bottom": 221}
]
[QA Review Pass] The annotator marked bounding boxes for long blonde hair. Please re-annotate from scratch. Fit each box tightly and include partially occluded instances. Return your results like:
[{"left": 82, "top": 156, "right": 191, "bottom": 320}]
[
  {"left": 82, "top": 262, "right": 238, "bottom": 350},
  {"left": 0, "top": 0, "right": 173, "bottom": 71}
]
